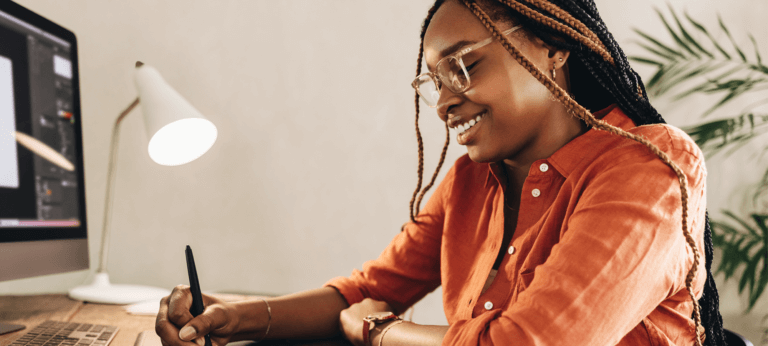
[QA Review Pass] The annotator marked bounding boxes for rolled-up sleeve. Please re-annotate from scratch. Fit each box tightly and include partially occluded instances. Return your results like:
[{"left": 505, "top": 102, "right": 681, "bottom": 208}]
[{"left": 324, "top": 165, "right": 456, "bottom": 313}]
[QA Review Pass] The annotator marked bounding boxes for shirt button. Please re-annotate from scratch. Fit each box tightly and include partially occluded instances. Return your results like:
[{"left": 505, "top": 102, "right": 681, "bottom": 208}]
[
  {"left": 539, "top": 163, "right": 549, "bottom": 172},
  {"left": 532, "top": 188, "right": 541, "bottom": 197},
  {"left": 484, "top": 301, "right": 493, "bottom": 310},
  {"left": 507, "top": 245, "right": 516, "bottom": 255}
]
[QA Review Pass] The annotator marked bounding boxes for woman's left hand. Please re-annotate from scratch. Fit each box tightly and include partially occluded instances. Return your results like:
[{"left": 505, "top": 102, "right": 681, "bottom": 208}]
[{"left": 339, "top": 298, "right": 394, "bottom": 346}]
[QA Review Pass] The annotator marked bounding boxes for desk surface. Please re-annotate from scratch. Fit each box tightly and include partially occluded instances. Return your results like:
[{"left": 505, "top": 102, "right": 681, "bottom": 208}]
[
  {"left": 0, "top": 294, "right": 155, "bottom": 346},
  {"left": 0, "top": 295, "right": 350, "bottom": 346}
]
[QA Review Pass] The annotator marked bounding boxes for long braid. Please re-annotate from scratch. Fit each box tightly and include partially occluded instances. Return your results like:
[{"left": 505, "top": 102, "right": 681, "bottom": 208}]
[
  {"left": 495, "top": 0, "right": 615, "bottom": 64},
  {"left": 702, "top": 211, "right": 727, "bottom": 345},
  {"left": 522, "top": 0, "right": 606, "bottom": 51},
  {"left": 410, "top": 1, "right": 447, "bottom": 223},
  {"left": 414, "top": 123, "right": 451, "bottom": 219},
  {"left": 460, "top": 0, "right": 705, "bottom": 344}
]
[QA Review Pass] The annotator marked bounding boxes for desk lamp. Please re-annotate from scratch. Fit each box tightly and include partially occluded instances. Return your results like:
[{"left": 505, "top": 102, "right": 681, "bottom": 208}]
[{"left": 68, "top": 61, "right": 217, "bottom": 304}]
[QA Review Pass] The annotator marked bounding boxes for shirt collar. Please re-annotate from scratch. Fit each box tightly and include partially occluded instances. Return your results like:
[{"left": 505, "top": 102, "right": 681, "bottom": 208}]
[{"left": 485, "top": 104, "right": 635, "bottom": 187}]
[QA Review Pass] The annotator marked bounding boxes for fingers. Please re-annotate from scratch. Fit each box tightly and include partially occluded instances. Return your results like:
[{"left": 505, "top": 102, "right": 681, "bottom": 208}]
[
  {"left": 156, "top": 285, "right": 234, "bottom": 346},
  {"left": 168, "top": 285, "right": 194, "bottom": 325},
  {"left": 157, "top": 295, "right": 197, "bottom": 346},
  {"left": 156, "top": 285, "right": 198, "bottom": 346},
  {"left": 178, "top": 304, "right": 230, "bottom": 342}
]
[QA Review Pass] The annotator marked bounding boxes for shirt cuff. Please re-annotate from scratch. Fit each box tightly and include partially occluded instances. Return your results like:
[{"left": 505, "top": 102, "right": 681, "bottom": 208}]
[{"left": 324, "top": 274, "right": 367, "bottom": 306}]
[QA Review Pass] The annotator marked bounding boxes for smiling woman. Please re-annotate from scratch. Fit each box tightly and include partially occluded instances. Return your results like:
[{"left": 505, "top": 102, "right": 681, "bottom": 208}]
[{"left": 156, "top": 0, "right": 725, "bottom": 345}]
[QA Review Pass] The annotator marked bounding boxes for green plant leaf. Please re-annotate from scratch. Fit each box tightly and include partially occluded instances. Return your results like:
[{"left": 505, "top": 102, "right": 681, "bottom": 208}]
[
  {"left": 749, "top": 34, "right": 762, "bottom": 65},
  {"left": 685, "top": 112, "right": 768, "bottom": 157},
  {"left": 633, "top": 28, "right": 686, "bottom": 59},
  {"left": 756, "top": 168, "right": 768, "bottom": 203},
  {"left": 669, "top": 4, "right": 713, "bottom": 58},
  {"left": 724, "top": 210, "right": 760, "bottom": 237},
  {"left": 647, "top": 64, "right": 670, "bottom": 91},
  {"left": 748, "top": 258, "right": 768, "bottom": 312},
  {"left": 636, "top": 42, "right": 679, "bottom": 62},
  {"left": 673, "top": 65, "right": 743, "bottom": 100},
  {"left": 662, "top": 61, "right": 725, "bottom": 96},
  {"left": 629, "top": 56, "right": 664, "bottom": 66},
  {"left": 702, "top": 78, "right": 767, "bottom": 116},
  {"left": 658, "top": 8, "right": 699, "bottom": 58},
  {"left": 738, "top": 248, "right": 760, "bottom": 294},
  {"left": 752, "top": 214, "right": 768, "bottom": 235},
  {"left": 686, "top": 11, "right": 732, "bottom": 59},
  {"left": 748, "top": 63, "right": 768, "bottom": 75},
  {"left": 719, "top": 15, "right": 747, "bottom": 62}
]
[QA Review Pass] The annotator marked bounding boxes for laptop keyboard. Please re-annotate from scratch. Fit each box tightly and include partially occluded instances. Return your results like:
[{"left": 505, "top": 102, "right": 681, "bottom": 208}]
[{"left": 10, "top": 321, "right": 118, "bottom": 346}]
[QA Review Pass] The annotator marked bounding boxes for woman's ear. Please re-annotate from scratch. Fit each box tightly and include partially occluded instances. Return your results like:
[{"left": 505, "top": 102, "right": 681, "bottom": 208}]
[
  {"left": 552, "top": 49, "right": 570, "bottom": 70},
  {"left": 529, "top": 35, "right": 570, "bottom": 70}
]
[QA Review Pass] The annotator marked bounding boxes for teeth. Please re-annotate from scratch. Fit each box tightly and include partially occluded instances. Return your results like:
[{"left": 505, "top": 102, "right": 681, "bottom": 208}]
[{"left": 455, "top": 112, "right": 486, "bottom": 134}]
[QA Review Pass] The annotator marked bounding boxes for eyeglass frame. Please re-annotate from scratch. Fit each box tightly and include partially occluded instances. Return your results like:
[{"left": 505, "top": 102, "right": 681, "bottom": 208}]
[{"left": 412, "top": 25, "right": 524, "bottom": 108}]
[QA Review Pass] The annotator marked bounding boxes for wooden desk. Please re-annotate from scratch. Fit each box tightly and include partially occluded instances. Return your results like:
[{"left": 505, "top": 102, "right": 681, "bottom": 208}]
[
  {"left": 0, "top": 295, "right": 350, "bottom": 346},
  {"left": 0, "top": 295, "right": 154, "bottom": 346}
]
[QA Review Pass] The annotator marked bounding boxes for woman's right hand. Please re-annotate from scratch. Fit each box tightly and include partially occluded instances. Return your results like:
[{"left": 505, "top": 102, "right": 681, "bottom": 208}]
[{"left": 155, "top": 285, "right": 242, "bottom": 346}]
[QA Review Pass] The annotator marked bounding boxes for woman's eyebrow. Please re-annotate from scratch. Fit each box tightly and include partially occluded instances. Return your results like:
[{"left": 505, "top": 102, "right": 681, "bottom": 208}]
[
  {"left": 427, "top": 39, "right": 478, "bottom": 70},
  {"left": 440, "top": 40, "right": 477, "bottom": 57}
]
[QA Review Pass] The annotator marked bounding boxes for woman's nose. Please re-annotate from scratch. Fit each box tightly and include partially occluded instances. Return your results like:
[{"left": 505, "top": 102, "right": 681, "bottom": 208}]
[{"left": 435, "top": 87, "right": 462, "bottom": 121}]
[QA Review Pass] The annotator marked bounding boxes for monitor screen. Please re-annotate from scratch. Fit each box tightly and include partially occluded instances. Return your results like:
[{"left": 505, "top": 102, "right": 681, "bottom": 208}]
[{"left": 0, "top": 1, "right": 88, "bottom": 281}]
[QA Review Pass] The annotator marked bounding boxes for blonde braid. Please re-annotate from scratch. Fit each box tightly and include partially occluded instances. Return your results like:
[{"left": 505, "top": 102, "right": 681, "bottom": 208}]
[
  {"left": 410, "top": 2, "right": 446, "bottom": 223},
  {"left": 522, "top": 0, "right": 607, "bottom": 51},
  {"left": 414, "top": 123, "right": 451, "bottom": 217},
  {"left": 460, "top": 0, "right": 703, "bottom": 344},
  {"left": 495, "top": 0, "right": 615, "bottom": 65}
]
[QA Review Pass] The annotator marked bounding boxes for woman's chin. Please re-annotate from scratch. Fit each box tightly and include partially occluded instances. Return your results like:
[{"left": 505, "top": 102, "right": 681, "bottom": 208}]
[{"left": 466, "top": 147, "right": 496, "bottom": 164}]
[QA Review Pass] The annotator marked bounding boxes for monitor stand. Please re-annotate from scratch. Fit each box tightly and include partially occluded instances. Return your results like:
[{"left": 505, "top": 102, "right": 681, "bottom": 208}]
[{"left": 0, "top": 322, "right": 25, "bottom": 335}]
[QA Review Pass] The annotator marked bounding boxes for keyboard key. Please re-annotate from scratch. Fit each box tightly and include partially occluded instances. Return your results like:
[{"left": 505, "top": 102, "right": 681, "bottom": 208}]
[{"left": 14, "top": 321, "right": 118, "bottom": 346}]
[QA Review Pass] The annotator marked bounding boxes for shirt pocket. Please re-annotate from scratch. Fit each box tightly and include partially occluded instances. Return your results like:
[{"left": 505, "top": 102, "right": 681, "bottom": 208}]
[{"left": 511, "top": 269, "right": 536, "bottom": 303}]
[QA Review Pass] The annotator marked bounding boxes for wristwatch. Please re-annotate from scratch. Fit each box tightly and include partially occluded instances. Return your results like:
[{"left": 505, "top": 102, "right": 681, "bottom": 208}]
[{"left": 362, "top": 312, "right": 399, "bottom": 346}]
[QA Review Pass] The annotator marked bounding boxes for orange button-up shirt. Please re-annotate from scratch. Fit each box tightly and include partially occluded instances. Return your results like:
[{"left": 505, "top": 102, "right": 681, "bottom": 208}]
[{"left": 326, "top": 105, "right": 707, "bottom": 345}]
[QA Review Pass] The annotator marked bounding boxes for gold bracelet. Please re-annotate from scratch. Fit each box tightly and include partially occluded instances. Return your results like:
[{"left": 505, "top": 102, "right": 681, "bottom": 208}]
[
  {"left": 254, "top": 298, "right": 272, "bottom": 344},
  {"left": 377, "top": 320, "right": 404, "bottom": 346}
]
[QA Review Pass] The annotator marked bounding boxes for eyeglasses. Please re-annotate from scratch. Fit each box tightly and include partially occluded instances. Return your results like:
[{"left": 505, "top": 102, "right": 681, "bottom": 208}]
[{"left": 412, "top": 25, "right": 523, "bottom": 108}]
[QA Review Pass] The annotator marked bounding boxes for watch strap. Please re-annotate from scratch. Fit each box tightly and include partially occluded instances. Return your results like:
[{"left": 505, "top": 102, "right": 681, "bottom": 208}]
[{"left": 362, "top": 313, "right": 398, "bottom": 346}]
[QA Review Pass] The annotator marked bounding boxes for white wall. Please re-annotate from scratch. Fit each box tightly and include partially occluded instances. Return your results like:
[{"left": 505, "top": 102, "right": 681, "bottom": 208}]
[{"left": 0, "top": 0, "right": 765, "bottom": 343}]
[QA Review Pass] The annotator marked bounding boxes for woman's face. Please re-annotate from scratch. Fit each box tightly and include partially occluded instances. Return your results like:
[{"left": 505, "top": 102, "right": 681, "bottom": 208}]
[{"left": 423, "top": 0, "right": 583, "bottom": 166}]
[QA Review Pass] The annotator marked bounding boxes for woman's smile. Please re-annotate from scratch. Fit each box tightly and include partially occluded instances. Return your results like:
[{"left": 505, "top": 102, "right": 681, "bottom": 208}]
[{"left": 452, "top": 111, "right": 487, "bottom": 145}]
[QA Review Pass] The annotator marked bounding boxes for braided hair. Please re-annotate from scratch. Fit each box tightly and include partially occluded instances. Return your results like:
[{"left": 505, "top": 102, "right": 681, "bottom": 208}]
[{"left": 408, "top": 1, "right": 725, "bottom": 345}]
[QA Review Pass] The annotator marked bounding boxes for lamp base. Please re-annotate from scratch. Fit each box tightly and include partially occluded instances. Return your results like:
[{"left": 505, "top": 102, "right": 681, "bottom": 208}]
[{"left": 68, "top": 272, "right": 170, "bottom": 304}]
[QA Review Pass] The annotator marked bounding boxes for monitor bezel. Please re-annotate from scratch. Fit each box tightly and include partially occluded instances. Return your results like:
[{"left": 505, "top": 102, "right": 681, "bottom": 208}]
[{"left": 0, "top": 0, "right": 87, "bottom": 243}]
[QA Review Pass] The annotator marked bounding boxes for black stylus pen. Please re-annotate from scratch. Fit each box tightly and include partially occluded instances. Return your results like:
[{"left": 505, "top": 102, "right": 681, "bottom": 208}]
[{"left": 185, "top": 245, "right": 212, "bottom": 346}]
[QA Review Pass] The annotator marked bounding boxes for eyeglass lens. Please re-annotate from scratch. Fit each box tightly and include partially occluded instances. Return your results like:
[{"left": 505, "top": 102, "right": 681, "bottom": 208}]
[{"left": 416, "top": 57, "right": 470, "bottom": 107}]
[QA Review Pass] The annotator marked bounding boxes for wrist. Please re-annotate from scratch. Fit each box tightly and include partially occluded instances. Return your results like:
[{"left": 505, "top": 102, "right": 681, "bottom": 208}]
[
  {"left": 370, "top": 320, "right": 405, "bottom": 346},
  {"left": 362, "top": 312, "right": 399, "bottom": 346},
  {"left": 230, "top": 299, "right": 271, "bottom": 341}
]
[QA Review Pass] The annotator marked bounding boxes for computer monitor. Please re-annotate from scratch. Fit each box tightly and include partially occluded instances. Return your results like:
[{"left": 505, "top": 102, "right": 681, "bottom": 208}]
[{"left": 0, "top": 1, "right": 88, "bottom": 289}]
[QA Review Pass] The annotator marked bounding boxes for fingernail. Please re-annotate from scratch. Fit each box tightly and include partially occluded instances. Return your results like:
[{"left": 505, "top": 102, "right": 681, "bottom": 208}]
[
  {"left": 195, "top": 337, "right": 204, "bottom": 346},
  {"left": 179, "top": 326, "right": 196, "bottom": 341}
]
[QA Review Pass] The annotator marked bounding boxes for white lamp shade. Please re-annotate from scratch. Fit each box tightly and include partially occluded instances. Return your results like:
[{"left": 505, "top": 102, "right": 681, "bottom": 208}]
[{"left": 134, "top": 64, "right": 217, "bottom": 166}]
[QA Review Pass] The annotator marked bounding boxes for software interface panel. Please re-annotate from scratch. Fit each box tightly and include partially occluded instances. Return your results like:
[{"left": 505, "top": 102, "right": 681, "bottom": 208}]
[{"left": 0, "top": 8, "right": 80, "bottom": 229}]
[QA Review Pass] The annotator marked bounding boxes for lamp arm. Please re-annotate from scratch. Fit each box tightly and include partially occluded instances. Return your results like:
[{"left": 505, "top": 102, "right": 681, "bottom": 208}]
[{"left": 96, "top": 97, "right": 140, "bottom": 274}]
